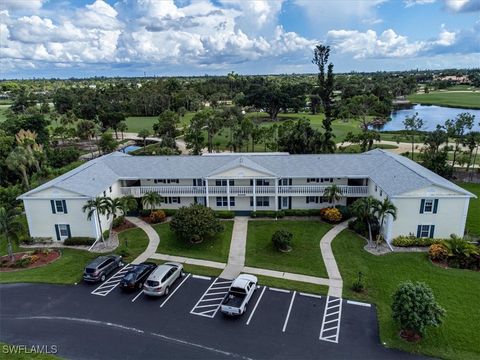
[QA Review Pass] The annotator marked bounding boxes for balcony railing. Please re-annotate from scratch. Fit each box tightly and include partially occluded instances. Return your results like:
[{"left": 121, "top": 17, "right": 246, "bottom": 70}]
[{"left": 120, "top": 185, "right": 368, "bottom": 197}]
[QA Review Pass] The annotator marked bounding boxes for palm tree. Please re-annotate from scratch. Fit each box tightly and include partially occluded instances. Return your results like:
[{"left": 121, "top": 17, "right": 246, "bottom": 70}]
[
  {"left": 104, "top": 197, "right": 126, "bottom": 235},
  {"left": 351, "top": 196, "right": 379, "bottom": 246},
  {"left": 137, "top": 129, "right": 150, "bottom": 147},
  {"left": 323, "top": 184, "right": 343, "bottom": 208},
  {"left": 142, "top": 191, "right": 163, "bottom": 210},
  {"left": 118, "top": 122, "right": 128, "bottom": 141},
  {"left": 0, "top": 207, "right": 23, "bottom": 261},
  {"left": 374, "top": 198, "right": 397, "bottom": 247},
  {"left": 120, "top": 195, "right": 138, "bottom": 214},
  {"left": 82, "top": 197, "right": 109, "bottom": 245},
  {"left": 6, "top": 147, "right": 34, "bottom": 189}
]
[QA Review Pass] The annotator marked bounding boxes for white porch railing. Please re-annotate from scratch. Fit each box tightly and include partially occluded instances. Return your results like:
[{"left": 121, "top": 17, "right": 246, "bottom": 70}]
[{"left": 120, "top": 185, "right": 369, "bottom": 197}]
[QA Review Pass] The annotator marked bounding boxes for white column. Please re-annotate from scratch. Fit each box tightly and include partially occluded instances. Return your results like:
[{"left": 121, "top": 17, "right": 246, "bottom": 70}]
[
  {"left": 227, "top": 180, "right": 231, "bottom": 211},
  {"left": 253, "top": 180, "right": 256, "bottom": 212},
  {"left": 274, "top": 178, "right": 278, "bottom": 211},
  {"left": 205, "top": 178, "right": 209, "bottom": 207}
]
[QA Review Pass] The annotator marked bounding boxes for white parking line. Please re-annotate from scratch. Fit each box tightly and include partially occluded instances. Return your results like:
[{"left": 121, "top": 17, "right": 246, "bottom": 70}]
[
  {"left": 347, "top": 300, "right": 371, "bottom": 307},
  {"left": 299, "top": 292, "right": 322, "bottom": 299},
  {"left": 246, "top": 286, "right": 266, "bottom": 326},
  {"left": 282, "top": 291, "right": 296, "bottom": 333},
  {"left": 192, "top": 275, "right": 211, "bottom": 280},
  {"left": 190, "top": 278, "right": 232, "bottom": 318},
  {"left": 91, "top": 264, "right": 132, "bottom": 296},
  {"left": 319, "top": 296, "right": 343, "bottom": 343},
  {"left": 160, "top": 273, "right": 191, "bottom": 308},
  {"left": 268, "top": 287, "right": 290, "bottom": 293},
  {"left": 131, "top": 290, "right": 144, "bottom": 303}
]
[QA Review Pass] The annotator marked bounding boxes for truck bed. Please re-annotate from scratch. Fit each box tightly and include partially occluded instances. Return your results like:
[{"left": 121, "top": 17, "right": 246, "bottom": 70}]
[{"left": 222, "top": 292, "right": 246, "bottom": 308}]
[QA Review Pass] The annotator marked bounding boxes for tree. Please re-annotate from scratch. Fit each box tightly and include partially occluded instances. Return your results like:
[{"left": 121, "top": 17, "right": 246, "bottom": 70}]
[
  {"left": 403, "top": 113, "right": 424, "bottom": 160},
  {"left": 104, "top": 197, "right": 126, "bottom": 237},
  {"left": 312, "top": 44, "right": 335, "bottom": 152},
  {"left": 142, "top": 191, "right": 163, "bottom": 210},
  {"left": 392, "top": 281, "right": 445, "bottom": 339},
  {"left": 184, "top": 113, "right": 205, "bottom": 155},
  {"left": 203, "top": 109, "right": 223, "bottom": 153},
  {"left": 153, "top": 110, "right": 179, "bottom": 149},
  {"left": 351, "top": 196, "right": 380, "bottom": 245},
  {"left": 170, "top": 204, "right": 224, "bottom": 243},
  {"left": 323, "top": 185, "right": 343, "bottom": 208},
  {"left": 120, "top": 195, "right": 138, "bottom": 215},
  {"left": 444, "top": 113, "right": 475, "bottom": 172},
  {"left": 98, "top": 133, "right": 117, "bottom": 154},
  {"left": 277, "top": 119, "right": 325, "bottom": 154},
  {"left": 137, "top": 129, "right": 151, "bottom": 147},
  {"left": 6, "top": 146, "right": 34, "bottom": 189},
  {"left": 82, "top": 197, "right": 109, "bottom": 244},
  {"left": 420, "top": 126, "right": 451, "bottom": 177},
  {"left": 98, "top": 112, "right": 126, "bottom": 139},
  {"left": 118, "top": 122, "right": 128, "bottom": 141},
  {"left": 344, "top": 131, "right": 381, "bottom": 153},
  {"left": 240, "top": 80, "right": 286, "bottom": 121},
  {"left": 272, "top": 230, "right": 293, "bottom": 252},
  {"left": 76, "top": 119, "right": 96, "bottom": 158},
  {"left": 374, "top": 198, "right": 397, "bottom": 247},
  {"left": 3, "top": 113, "right": 50, "bottom": 145},
  {"left": 462, "top": 131, "right": 480, "bottom": 173},
  {"left": 0, "top": 207, "right": 23, "bottom": 261}
]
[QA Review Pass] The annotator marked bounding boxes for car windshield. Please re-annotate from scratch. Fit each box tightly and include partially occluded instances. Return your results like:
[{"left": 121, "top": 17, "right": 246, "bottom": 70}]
[
  {"left": 85, "top": 268, "right": 96, "bottom": 274},
  {"left": 146, "top": 280, "right": 160, "bottom": 287},
  {"left": 123, "top": 273, "right": 136, "bottom": 281}
]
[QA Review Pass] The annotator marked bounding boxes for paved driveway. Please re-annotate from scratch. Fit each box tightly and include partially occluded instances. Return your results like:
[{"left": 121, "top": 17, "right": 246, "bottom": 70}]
[{"left": 0, "top": 278, "right": 421, "bottom": 359}]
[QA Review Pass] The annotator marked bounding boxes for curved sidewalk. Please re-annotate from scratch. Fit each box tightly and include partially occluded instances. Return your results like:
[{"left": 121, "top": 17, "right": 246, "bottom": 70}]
[
  {"left": 320, "top": 220, "right": 349, "bottom": 297},
  {"left": 126, "top": 217, "right": 160, "bottom": 264}
]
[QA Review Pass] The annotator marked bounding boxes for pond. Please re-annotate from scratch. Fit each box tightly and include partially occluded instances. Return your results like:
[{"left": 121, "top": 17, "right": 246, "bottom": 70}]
[{"left": 384, "top": 104, "right": 480, "bottom": 131}]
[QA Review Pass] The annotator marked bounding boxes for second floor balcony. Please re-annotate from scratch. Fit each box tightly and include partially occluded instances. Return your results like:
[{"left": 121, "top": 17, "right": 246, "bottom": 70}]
[{"left": 120, "top": 184, "right": 369, "bottom": 197}]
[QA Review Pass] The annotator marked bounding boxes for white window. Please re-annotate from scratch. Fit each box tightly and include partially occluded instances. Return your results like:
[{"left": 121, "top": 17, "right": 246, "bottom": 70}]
[
  {"left": 306, "top": 196, "right": 318, "bottom": 203},
  {"left": 216, "top": 180, "right": 234, "bottom": 186},
  {"left": 256, "top": 197, "right": 270, "bottom": 207},
  {"left": 256, "top": 179, "right": 270, "bottom": 186},
  {"left": 55, "top": 200, "right": 65, "bottom": 213},
  {"left": 419, "top": 225, "right": 432, "bottom": 238},
  {"left": 216, "top": 197, "right": 228, "bottom": 207},
  {"left": 424, "top": 199, "right": 434, "bottom": 213},
  {"left": 282, "top": 197, "right": 289, "bottom": 208}
]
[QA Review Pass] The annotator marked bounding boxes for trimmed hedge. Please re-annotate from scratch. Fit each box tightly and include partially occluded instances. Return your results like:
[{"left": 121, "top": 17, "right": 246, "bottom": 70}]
[
  {"left": 251, "top": 210, "right": 285, "bottom": 218},
  {"left": 215, "top": 210, "right": 235, "bottom": 219},
  {"left": 283, "top": 209, "right": 319, "bottom": 217},
  {"left": 112, "top": 216, "right": 125, "bottom": 229},
  {"left": 163, "top": 209, "right": 179, "bottom": 216},
  {"left": 63, "top": 237, "right": 96, "bottom": 246},
  {"left": 392, "top": 236, "right": 443, "bottom": 247}
]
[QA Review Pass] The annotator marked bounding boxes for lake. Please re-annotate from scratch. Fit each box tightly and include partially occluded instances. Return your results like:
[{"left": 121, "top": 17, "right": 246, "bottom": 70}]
[{"left": 384, "top": 104, "right": 480, "bottom": 131}]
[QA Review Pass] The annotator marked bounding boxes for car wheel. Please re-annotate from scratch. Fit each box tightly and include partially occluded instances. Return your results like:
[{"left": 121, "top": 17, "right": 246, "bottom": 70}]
[
  {"left": 118, "top": 262, "right": 124, "bottom": 268},
  {"left": 100, "top": 274, "right": 106, "bottom": 282},
  {"left": 165, "top": 286, "right": 170, "bottom": 296},
  {"left": 138, "top": 282, "right": 143, "bottom": 289}
]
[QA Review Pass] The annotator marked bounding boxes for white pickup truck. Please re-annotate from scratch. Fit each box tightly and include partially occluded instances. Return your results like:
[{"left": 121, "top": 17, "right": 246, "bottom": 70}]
[{"left": 220, "top": 274, "right": 258, "bottom": 316}]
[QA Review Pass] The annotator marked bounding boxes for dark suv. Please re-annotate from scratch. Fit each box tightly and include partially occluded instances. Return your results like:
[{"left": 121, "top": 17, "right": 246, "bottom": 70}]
[{"left": 83, "top": 255, "right": 123, "bottom": 283}]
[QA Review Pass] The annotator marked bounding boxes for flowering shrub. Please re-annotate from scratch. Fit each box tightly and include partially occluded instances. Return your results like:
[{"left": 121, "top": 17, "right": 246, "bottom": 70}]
[
  {"left": 150, "top": 210, "right": 166, "bottom": 224},
  {"left": 428, "top": 244, "right": 448, "bottom": 261},
  {"left": 321, "top": 207, "right": 342, "bottom": 223}
]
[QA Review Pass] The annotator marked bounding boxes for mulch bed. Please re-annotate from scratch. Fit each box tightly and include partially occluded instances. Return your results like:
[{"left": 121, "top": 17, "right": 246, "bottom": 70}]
[
  {"left": 0, "top": 250, "right": 61, "bottom": 272},
  {"left": 113, "top": 219, "right": 137, "bottom": 232},
  {"left": 430, "top": 259, "right": 479, "bottom": 272}
]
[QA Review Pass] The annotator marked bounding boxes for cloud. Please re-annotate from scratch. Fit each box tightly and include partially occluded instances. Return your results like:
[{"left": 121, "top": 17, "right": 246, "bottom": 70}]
[
  {"left": 0, "top": 0, "right": 45, "bottom": 12},
  {"left": 444, "top": 0, "right": 480, "bottom": 12},
  {"left": 404, "top": 0, "right": 436, "bottom": 7},
  {"left": 327, "top": 25, "right": 477, "bottom": 59}
]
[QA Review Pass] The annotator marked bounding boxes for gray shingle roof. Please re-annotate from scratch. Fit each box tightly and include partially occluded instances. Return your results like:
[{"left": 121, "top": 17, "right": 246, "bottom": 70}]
[{"left": 19, "top": 150, "right": 475, "bottom": 199}]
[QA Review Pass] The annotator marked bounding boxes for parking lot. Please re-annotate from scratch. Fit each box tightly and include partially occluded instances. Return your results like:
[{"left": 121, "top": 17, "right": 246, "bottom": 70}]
[{"left": 0, "top": 269, "right": 421, "bottom": 359}]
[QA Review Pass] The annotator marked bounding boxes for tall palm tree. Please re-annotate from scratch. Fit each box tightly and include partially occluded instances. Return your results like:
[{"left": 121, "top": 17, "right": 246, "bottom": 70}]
[
  {"left": 374, "top": 198, "right": 397, "bottom": 247},
  {"left": 6, "top": 147, "right": 34, "bottom": 189},
  {"left": 82, "top": 197, "right": 109, "bottom": 244},
  {"left": 120, "top": 195, "right": 138, "bottom": 214},
  {"left": 104, "top": 197, "right": 126, "bottom": 235},
  {"left": 323, "top": 184, "right": 343, "bottom": 208},
  {"left": 351, "top": 196, "right": 379, "bottom": 246},
  {"left": 0, "top": 207, "right": 23, "bottom": 261},
  {"left": 142, "top": 191, "right": 163, "bottom": 210}
]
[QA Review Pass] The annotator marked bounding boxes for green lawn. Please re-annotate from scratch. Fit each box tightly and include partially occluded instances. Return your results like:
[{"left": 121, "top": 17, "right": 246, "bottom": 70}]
[
  {"left": 408, "top": 91, "right": 480, "bottom": 109},
  {"left": 457, "top": 182, "right": 480, "bottom": 236},
  {"left": 332, "top": 229, "right": 480, "bottom": 360},
  {"left": 148, "top": 258, "right": 223, "bottom": 277},
  {"left": 154, "top": 221, "right": 233, "bottom": 263},
  {"left": 125, "top": 112, "right": 194, "bottom": 133},
  {"left": 0, "top": 226, "right": 149, "bottom": 284},
  {"left": 246, "top": 220, "right": 331, "bottom": 278},
  {"left": 255, "top": 275, "right": 328, "bottom": 295},
  {"left": 0, "top": 104, "right": 9, "bottom": 122}
]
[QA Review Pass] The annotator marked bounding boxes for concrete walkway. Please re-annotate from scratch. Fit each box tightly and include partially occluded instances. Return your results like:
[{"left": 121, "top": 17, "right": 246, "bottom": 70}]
[
  {"left": 150, "top": 253, "right": 226, "bottom": 270},
  {"left": 126, "top": 217, "right": 160, "bottom": 264},
  {"left": 320, "top": 220, "right": 350, "bottom": 297},
  {"left": 220, "top": 217, "right": 249, "bottom": 279}
]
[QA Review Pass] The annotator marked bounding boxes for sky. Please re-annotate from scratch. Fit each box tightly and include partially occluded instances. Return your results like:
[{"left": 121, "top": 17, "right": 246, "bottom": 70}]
[{"left": 0, "top": 0, "right": 479, "bottom": 79}]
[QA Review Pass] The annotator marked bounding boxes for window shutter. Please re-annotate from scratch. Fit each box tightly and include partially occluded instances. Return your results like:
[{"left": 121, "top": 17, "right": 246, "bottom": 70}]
[
  {"left": 250, "top": 198, "right": 253, "bottom": 206},
  {"left": 66, "top": 225, "right": 71, "bottom": 238},
  {"left": 419, "top": 199, "right": 425, "bottom": 214},
  {"left": 429, "top": 225, "right": 435, "bottom": 238},
  {"left": 54, "top": 225, "right": 60, "bottom": 240},
  {"left": 250, "top": 179, "right": 253, "bottom": 186},
  {"left": 416, "top": 225, "right": 421, "bottom": 238},
  {"left": 306, "top": 197, "right": 309, "bottom": 204},
  {"left": 289, "top": 179, "right": 292, "bottom": 186},
  {"left": 50, "top": 200, "right": 56, "bottom": 214},
  {"left": 433, "top": 199, "right": 439, "bottom": 214},
  {"left": 193, "top": 179, "right": 196, "bottom": 186},
  {"left": 316, "top": 197, "right": 319, "bottom": 203},
  {"left": 178, "top": 197, "right": 181, "bottom": 204},
  {"left": 62, "top": 200, "right": 68, "bottom": 214}
]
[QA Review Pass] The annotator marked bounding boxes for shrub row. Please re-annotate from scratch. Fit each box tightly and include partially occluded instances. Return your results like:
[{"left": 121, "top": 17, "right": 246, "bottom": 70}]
[
  {"left": 250, "top": 210, "right": 285, "bottom": 218},
  {"left": 63, "top": 237, "right": 96, "bottom": 246},
  {"left": 392, "top": 236, "right": 443, "bottom": 247},
  {"left": 282, "top": 209, "right": 319, "bottom": 217},
  {"left": 214, "top": 211, "right": 235, "bottom": 219}
]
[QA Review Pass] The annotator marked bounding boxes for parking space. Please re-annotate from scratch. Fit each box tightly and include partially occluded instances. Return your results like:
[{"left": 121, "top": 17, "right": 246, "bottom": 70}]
[
  {"left": 90, "top": 264, "right": 133, "bottom": 296},
  {"left": 190, "top": 278, "right": 233, "bottom": 318}
]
